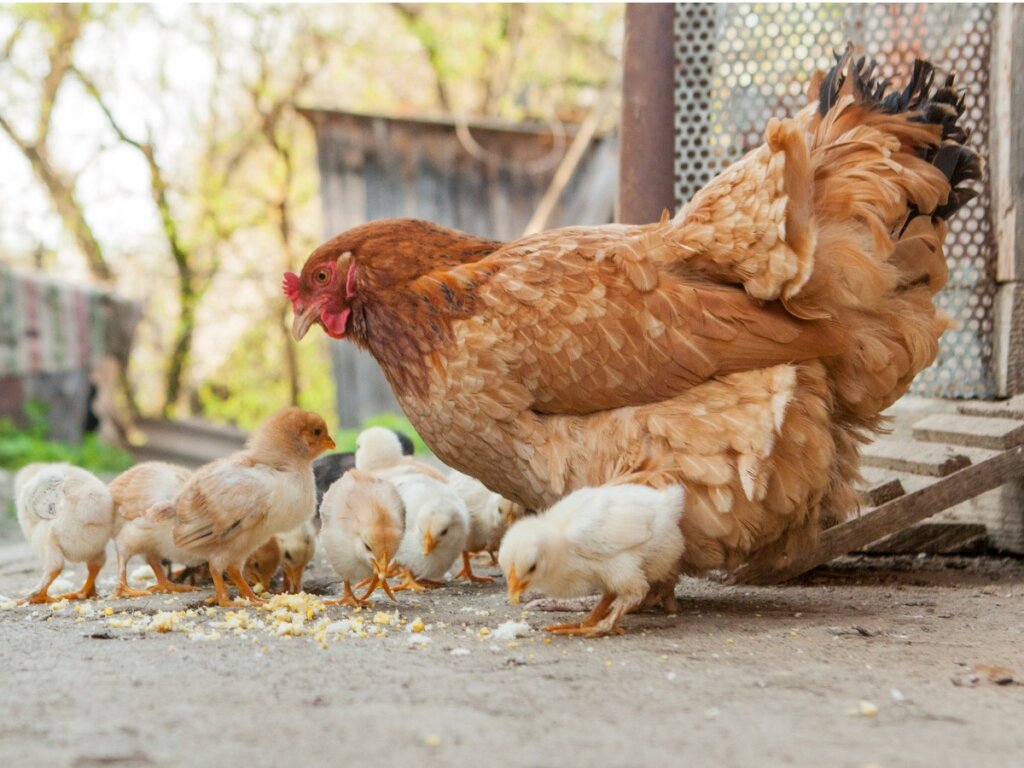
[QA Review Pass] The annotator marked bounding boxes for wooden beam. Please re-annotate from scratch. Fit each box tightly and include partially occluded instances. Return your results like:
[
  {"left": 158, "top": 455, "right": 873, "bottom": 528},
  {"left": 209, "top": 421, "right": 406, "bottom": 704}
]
[
  {"left": 991, "top": 3, "right": 1024, "bottom": 283},
  {"left": 732, "top": 445, "right": 1024, "bottom": 585},
  {"left": 617, "top": 3, "right": 677, "bottom": 225}
]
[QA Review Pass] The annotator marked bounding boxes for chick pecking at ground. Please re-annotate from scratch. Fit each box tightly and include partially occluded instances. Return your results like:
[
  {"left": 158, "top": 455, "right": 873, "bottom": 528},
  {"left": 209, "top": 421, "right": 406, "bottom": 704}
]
[
  {"left": 172, "top": 407, "right": 334, "bottom": 607},
  {"left": 446, "top": 470, "right": 517, "bottom": 583},
  {"left": 499, "top": 484, "right": 685, "bottom": 637},
  {"left": 14, "top": 463, "right": 115, "bottom": 604},
  {"left": 243, "top": 536, "right": 282, "bottom": 594},
  {"left": 319, "top": 469, "right": 403, "bottom": 606},
  {"left": 391, "top": 474, "right": 470, "bottom": 591},
  {"left": 108, "top": 461, "right": 204, "bottom": 598},
  {"left": 354, "top": 426, "right": 447, "bottom": 483},
  {"left": 277, "top": 521, "right": 317, "bottom": 593}
]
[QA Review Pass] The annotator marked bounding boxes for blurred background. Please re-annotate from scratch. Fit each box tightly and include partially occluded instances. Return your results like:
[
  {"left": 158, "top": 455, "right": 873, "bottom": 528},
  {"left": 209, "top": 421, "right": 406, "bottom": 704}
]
[{"left": 0, "top": 3, "right": 624, "bottom": 473}]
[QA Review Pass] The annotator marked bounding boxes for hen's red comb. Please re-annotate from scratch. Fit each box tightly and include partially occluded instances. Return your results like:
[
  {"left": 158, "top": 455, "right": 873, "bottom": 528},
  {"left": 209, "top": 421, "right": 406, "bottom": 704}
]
[{"left": 282, "top": 272, "right": 301, "bottom": 307}]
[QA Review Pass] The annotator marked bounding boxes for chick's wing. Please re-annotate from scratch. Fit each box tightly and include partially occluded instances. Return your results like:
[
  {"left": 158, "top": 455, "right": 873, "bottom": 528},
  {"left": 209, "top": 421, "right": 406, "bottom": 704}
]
[{"left": 173, "top": 461, "right": 272, "bottom": 550}]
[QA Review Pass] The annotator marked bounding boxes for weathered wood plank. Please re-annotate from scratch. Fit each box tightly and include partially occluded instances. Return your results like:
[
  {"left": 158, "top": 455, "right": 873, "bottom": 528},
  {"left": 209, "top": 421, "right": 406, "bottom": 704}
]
[
  {"left": 864, "top": 478, "right": 905, "bottom": 507},
  {"left": 860, "top": 523, "right": 989, "bottom": 556},
  {"left": 732, "top": 445, "right": 1024, "bottom": 585},
  {"left": 861, "top": 439, "right": 971, "bottom": 476},
  {"left": 912, "top": 413, "right": 1024, "bottom": 450}
]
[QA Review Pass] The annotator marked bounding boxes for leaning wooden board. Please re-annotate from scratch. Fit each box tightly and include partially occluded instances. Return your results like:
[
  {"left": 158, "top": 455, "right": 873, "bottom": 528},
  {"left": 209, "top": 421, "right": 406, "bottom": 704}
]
[{"left": 733, "top": 401, "right": 1024, "bottom": 585}]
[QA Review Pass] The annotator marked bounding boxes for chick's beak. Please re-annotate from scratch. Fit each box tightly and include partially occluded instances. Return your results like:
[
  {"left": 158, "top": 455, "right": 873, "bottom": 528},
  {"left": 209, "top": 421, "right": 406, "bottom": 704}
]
[
  {"left": 321, "top": 435, "right": 336, "bottom": 451},
  {"left": 282, "top": 565, "right": 302, "bottom": 594},
  {"left": 422, "top": 530, "right": 436, "bottom": 555},
  {"left": 292, "top": 304, "right": 320, "bottom": 341},
  {"left": 506, "top": 565, "right": 527, "bottom": 605}
]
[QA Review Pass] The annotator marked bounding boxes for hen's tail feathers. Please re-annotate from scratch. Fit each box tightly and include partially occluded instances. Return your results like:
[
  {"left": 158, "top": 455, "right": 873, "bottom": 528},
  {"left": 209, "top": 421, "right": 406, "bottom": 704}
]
[{"left": 818, "top": 45, "right": 983, "bottom": 221}]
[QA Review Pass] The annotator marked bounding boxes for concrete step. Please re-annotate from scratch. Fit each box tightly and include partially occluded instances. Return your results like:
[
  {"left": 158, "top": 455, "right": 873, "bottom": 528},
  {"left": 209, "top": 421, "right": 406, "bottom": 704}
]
[
  {"left": 861, "top": 439, "right": 971, "bottom": 477},
  {"left": 958, "top": 395, "right": 1024, "bottom": 421},
  {"left": 912, "top": 413, "right": 1024, "bottom": 451}
]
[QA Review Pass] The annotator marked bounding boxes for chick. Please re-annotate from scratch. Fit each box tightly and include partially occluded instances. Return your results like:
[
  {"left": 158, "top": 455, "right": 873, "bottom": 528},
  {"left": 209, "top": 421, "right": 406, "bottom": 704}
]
[
  {"left": 172, "top": 407, "right": 334, "bottom": 606},
  {"left": 319, "top": 470, "right": 404, "bottom": 606},
  {"left": 391, "top": 474, "right": 470, "bottom": 590},
  {"left": 14, "top": 463, "right": 115, "bottom": 604},
  {"left": 355, "top": 427, "right": 447, "bottom": 483},
  {"left": 499, "top": 484, "right": 685, "bottom": 637},
  {"left": 277, "top": 521, "right": 317, "bottom": 593},
  {"left": 108, "top": 462, "right": 204, "bottom": 598},
  {"left": 312, "top": 429, "right": 415, "bottom": 530},
  {"left": 446, "top": 470, "right": 513, "bottom": 583},
  {"left": 243, "top": 536, "right": 282, "bottom": 594}
]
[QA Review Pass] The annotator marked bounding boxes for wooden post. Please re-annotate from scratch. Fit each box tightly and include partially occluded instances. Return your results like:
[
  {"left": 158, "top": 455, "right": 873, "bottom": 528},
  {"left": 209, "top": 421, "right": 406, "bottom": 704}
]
[
  {"left": 992, "top": 4, "right": 1024, "bottom": 396},
  {"left": 617, "top": 4, "right": 677, "bottom": 225}
]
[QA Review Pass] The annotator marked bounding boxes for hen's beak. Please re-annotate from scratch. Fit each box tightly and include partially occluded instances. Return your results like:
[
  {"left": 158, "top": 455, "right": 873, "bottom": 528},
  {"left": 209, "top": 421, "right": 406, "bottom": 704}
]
[
  {"left": 422, "top": 530, "right": 437, "bottom": 556},
  {"left": 292, "top": 305, "right": 319, "bottom": 341},
  {"left": 506, "top": 565, "right": 527, "bottom": 605}
]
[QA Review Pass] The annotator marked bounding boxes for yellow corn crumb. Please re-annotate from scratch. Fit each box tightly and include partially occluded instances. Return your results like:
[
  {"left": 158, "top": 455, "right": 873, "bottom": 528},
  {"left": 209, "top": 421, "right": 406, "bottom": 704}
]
[
  {"left": 373, "top": 611, "right": 393, "bottom": 626},
  {"left": 543, "top": 638, "right": 552, "bottom": 645},
  {"left": 410, "top": 617, "right": 426, "bottom": 633},
  {"left": 425, "top": 735, "right": 441, "bottom": 748},
  {"left": 103, "top": 607, "right": 114, "bottom": 616},
  {"left": 479, "top": 627, "right": 490, "bottom": 636},
  {"left": 605, "top": 660, "right": 614, "bottom": 668}
]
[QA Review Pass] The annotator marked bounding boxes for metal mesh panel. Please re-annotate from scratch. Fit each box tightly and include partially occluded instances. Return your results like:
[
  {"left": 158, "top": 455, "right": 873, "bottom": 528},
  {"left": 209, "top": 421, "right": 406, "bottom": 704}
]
[{"left": 673, "top": 3, "right": 996, "bottom": 398}]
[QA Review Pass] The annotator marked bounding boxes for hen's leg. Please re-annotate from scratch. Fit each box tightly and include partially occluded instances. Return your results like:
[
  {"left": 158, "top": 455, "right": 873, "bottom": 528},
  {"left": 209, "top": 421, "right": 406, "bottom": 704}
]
[
  {"left": 145, "top": 556, "right": 198, "bottom": 594},
  {"left": 58, "top": 554, "right": 104, "bottom": 600},
  {"left": 16, "top": 567, "right": 63, "bottom": 605},
  {"left": 324, "top": 581, "right": 370, "bottom": 607},
  {"left": 111, "top": 549, "right": 150, "bottom": 599},
  {"left": 454, "top": 551, "right": 494, "bottom": 583},
  {"left": 545, "top": 593, "right": 616, "bottom": 634}
]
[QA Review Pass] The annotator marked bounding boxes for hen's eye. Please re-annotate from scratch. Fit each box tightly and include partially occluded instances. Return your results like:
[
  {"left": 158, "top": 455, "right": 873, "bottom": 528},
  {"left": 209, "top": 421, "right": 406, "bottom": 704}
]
[{"left": 315, "top": 269, "right": 330, "bottom": 284}]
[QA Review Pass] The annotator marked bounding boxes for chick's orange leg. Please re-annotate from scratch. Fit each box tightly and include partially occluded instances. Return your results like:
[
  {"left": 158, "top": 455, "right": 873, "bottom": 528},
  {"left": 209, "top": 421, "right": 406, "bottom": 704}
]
[
  {"left": 226, "top": 564, "right": 265, "bottom": 604},
  {"left": 454, "top": 551, "right": 494, "bottom": 583},
  {"left": 324, "top": 581, "right": 370, "bottom": 607},
  {"left": 545, "top": 593, "right": 616, "bottom": 634},
  {"left": 392, "top": 568, "right": 444, "bottom": 592},
  {"left": 110, "top": 551, "right": 151, "bottom": 599},
  {"left": 57, "top": 556, "right": 104, "bottom": 600},
  {"left": 206, "top": 565, "right": 248, "bottom": 607},
  {"left": 16, "top": 568, "right": 63, "bottom": 605},
  {"left": 145, "top": 556, "right": 198, "bottom": 594}
]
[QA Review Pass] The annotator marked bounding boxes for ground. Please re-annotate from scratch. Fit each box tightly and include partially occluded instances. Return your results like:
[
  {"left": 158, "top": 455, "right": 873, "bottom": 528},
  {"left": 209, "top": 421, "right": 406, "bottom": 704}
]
[{"left": 1, "top": 536, "right": 1021, "bottom": 768}]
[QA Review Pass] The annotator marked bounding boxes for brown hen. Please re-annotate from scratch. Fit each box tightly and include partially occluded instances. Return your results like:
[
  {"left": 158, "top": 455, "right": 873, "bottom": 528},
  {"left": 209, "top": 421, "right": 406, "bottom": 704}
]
[{"left": 287, "top": 49, "right": 981, "bottom": 576}]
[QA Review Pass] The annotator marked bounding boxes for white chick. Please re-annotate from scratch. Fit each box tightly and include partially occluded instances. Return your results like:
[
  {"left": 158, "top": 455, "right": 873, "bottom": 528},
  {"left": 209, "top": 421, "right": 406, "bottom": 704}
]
[
  {"left": 172, "top": 407, "right": 334, "bottom": 606},
  {"left": 354, "top": 426, "right": 447, "bottom": 482},
  {"left": 319, "top": 470, "right": 404, "bottom": 606},
  {"left": 108, "top": 462, "right": 204, "bottom": 599},
  {"left": 277, "top": 521, "right": 317, "bottom": 593},
  {"left": 446, "top": 470, "right": 512, "bottom": 582},
  {"left": 499, "top": 483, "right": 685, "bottom": 637},
  {"left": 14, "top": 463, "right": 115, "bottom": 604},
  {"left": 391, "top": 474, "right": 469, "bottom": 590}
]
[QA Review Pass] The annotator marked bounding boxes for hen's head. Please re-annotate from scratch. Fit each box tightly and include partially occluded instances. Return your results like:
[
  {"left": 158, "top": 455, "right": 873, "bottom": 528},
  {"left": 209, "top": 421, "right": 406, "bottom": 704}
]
[{"left": 285, "top": 219, "right": 500, "bottom": 341}]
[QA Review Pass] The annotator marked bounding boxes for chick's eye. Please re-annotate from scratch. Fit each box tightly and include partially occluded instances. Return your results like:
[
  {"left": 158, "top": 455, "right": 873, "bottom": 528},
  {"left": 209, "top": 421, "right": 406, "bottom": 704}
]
[
  {"left": 315, "top": 269, "right": 330, "bottom": 284},
  {"left": 313, "top": 427, "right": 322, "bottom": 437},
  {"left": 528, "top": 564, "right": 536, "bottom": 574},
  {"left": 441, "top": 527, "right": 449, "bottom": 536}
]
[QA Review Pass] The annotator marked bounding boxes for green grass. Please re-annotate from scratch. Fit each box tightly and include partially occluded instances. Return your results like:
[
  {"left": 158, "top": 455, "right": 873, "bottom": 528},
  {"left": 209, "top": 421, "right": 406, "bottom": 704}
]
[{"left": 0, "top": 400, "right": 134, "bottom": 474}]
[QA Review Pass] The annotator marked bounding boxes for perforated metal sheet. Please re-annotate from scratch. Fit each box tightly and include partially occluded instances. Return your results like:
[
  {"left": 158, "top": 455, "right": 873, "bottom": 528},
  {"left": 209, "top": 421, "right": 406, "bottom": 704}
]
[{"left": 673, "top": 3, "right": 996, "bottom": 398}]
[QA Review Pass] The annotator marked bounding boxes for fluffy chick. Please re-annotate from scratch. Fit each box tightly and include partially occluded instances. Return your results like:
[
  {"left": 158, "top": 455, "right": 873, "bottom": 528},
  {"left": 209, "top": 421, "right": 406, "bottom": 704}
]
[
  {"left": 311, "top": 429, "right": 415, "bottom": 530},
  {"left": 15, "top": 463, "right": 115, "bottom": 604},
  {"left": 277, "top": 521, "right": 317, "bottom": 593},
  {"left": 446, "top": 470, "right": 514, "bottom": 583},
  {"left": 243, "top": 537, "right": 282, "bottom": 594},
  {"left": 355, "top": 427, "right": 447, "bottom": 483},
  {"left": 499, "top": 484, "right": 685, "bottom": 637},
  {"left": 172, "top": 407, "right": 334, "bottom": 606},
  {"left": 319, "top": 470, "right": 404, "bottom": 606},
  {"left": 392, "top": 474, "right": 470, "bottom": 590},
  {"left": 108, "top": 462, "right": 203, "bottom": 598}
]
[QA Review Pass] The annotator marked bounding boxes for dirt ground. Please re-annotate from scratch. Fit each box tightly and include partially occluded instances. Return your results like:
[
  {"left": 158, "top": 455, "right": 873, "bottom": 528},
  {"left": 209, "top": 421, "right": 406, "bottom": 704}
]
[{"left": 1, "top": 535, "right": 1021, "bottom": 768}]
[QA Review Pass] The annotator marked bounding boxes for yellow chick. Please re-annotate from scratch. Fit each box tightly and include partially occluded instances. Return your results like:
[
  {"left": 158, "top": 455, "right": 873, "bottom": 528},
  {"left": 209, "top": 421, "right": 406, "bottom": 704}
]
[
  {"left": 392, "top": 474, "right": 470, "bottom": 591},
  {"left": 499, "top": 484, "right": 685, "bottom": 637},
  {"left": 446, "top": 470, "right": 514, "bottom": 583},
  {"left": 108, "top": 462, "right": 204, "bottom": 598},
  {"left": 14, "top": 463, "right": 114, "bottom": 604},
  {"left": 319, "top": 469, "right": 404, "bottom": 606},
  {"left": 172, "top": 407, "right": 334, "bottom": 607},
  {"left": 354, "top": 426, "right": 447, "bottom": 482},
  {"left": 277, "top": 521, "right": 317, "bottom": 593}
]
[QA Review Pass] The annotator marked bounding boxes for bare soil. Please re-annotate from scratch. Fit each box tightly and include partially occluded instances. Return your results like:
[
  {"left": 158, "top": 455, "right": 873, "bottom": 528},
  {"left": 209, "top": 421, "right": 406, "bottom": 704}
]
[{"left": 1, "top": 536, "right": 1021, "bottom": 768}]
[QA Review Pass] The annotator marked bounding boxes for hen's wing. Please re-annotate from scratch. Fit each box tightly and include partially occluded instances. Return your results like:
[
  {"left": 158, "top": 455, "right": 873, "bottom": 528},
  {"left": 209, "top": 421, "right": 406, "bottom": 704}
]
[
  {"left": 446, "top": 218, "right": 840, "bottom": 416},
  {"left": 173, "top": 460, "right": 272, "bottom": 551}
]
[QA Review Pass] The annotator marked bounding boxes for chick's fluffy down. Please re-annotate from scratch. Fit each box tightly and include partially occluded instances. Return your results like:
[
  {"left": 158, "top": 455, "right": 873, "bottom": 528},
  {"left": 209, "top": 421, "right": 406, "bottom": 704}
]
[{"left": 393, "top": 474, "right": 469, "bottom": 580}]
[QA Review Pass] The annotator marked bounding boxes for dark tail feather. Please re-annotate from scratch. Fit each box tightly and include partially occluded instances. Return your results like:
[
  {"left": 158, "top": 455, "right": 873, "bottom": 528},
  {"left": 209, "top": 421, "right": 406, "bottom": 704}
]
[{"left": 819, "top": 44, "right": 983, "bottom": 220}]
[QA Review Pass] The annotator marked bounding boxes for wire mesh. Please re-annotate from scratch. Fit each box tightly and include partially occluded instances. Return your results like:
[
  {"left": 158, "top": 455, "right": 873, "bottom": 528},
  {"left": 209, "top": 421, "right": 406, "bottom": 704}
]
[{"left": 673, "top": 3, "right": 996, "bottom": 398}]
